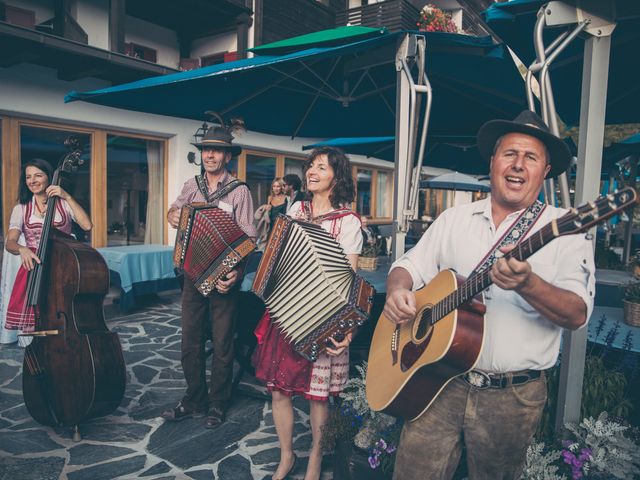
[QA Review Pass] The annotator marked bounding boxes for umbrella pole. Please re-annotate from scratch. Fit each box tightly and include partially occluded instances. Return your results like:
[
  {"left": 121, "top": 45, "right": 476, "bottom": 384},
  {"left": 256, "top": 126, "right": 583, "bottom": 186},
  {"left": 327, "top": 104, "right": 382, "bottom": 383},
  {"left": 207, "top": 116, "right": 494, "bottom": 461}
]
[{"left": 391, "top": 34, "right": 429, "bottom": 261}]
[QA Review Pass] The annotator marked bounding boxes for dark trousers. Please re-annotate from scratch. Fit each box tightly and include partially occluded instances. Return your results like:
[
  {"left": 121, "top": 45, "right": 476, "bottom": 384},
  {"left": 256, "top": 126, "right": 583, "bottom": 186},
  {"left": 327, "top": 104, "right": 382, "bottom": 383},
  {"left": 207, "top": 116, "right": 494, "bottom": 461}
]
[{"left": 180, "top": 277, "right": 238, "bottom": 411}]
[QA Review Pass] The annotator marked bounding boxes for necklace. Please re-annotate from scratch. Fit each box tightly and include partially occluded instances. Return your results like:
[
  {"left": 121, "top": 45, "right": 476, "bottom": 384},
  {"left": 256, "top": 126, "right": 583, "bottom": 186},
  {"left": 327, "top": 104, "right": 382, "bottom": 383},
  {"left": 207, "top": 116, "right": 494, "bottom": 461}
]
[{"left": 34, "top": 198, "right": 47, "bottom": 217}]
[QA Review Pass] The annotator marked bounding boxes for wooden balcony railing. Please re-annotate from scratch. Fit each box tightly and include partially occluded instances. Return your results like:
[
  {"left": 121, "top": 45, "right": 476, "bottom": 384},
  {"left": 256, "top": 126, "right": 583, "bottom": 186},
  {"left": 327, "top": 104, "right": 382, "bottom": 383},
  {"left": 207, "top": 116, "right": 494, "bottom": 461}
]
[{"left": 335, "top": 0, "right": 421, "bottom": 32}]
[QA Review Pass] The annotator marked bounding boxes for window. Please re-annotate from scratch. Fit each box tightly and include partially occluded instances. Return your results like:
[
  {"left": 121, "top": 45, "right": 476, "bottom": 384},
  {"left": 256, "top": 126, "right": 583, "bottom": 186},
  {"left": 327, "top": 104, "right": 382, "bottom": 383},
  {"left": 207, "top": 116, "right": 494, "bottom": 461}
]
[
  {"left": 284, "top": 157, "right": 305, "bottom": 187},
  {"left": 246, "top": 153, "right": 276, "bottom": 207},
  {"left": 356, "top": 168, "right": 372, "bottom": 216},
  {"left": 20, "top": 126, "right": 92, "bottom": 242},
  {"left": 1, "top": 117, "right": 168, "bottom": 248},
  {"left": 106, "top": 135, "right": 164, "bottom": 246},
  {"left": 376, "top": 170, "right": 391, "bottom": 218},
  {"left": 125, "top": 42, "right": 157, "bottom": 63},
  {"left": 201, "top": 53, "right": 226, "bottom": 67}
]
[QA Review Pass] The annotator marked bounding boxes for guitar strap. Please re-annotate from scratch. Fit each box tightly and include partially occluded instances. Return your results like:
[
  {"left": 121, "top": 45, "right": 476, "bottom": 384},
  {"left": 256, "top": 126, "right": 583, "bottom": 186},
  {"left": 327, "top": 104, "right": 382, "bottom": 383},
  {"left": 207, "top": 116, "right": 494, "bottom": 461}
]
[
  {"left": 195, "top": 175, "right": 247, "bottom": 205},
  {"left": 469, "top": 199, "right": 546, "bottom": 278}
]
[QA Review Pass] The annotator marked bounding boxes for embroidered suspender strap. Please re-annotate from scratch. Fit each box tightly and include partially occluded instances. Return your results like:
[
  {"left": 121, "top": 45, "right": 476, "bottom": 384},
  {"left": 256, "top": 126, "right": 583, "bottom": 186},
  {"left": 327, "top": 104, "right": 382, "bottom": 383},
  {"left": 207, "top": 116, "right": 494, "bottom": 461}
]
[
  {"left": 300, "top": 201, "right": 355, "bottom": 223},
  {"left": 469, "top": 200, "right": 547, "bottom": 277},
  {"left": 194, "top": 175, "right": 247, "bottom": 204}
]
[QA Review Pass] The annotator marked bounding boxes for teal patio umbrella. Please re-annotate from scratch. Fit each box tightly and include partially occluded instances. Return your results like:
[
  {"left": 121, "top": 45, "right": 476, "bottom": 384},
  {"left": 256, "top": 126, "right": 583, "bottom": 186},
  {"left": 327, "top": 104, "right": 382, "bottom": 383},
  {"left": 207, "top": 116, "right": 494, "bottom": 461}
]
[{"left": 65, "top": 28, "right": 526, "bottom": 139}]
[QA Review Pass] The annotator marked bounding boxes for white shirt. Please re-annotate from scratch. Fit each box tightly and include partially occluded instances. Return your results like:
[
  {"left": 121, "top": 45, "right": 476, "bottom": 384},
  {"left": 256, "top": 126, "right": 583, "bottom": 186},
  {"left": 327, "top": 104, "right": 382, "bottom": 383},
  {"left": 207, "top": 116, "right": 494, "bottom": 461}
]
[
  {"left": 288, "top": 201, "right": 363, "bottom": 255},
  {"left": 391, "top": 196, "right": 595, "bottom": 372}
]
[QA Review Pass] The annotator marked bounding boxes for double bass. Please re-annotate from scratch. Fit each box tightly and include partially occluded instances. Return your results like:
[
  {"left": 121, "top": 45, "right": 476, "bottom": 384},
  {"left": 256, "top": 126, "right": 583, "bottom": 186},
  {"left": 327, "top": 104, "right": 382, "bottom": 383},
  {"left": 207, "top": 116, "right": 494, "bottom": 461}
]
[{"left": 21, "top": 138, "right": 126, "bottom": 439}]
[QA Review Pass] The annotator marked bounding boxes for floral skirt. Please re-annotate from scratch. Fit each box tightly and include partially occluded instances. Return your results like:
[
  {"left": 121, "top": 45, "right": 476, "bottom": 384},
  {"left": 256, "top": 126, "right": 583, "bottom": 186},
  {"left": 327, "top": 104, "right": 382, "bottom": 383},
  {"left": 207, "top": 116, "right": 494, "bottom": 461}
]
[
  {"left": 5, "top": 265, "right": 36, "bottom": 331},
  {"left": 252, "top": 310, "right": 349, "bottom": 401}
]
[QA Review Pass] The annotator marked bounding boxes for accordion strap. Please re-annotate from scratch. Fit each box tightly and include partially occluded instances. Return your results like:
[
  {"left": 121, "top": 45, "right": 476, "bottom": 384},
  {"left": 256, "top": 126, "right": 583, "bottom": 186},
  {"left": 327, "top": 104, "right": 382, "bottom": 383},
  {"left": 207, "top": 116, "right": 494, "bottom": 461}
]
[
  {"left": 301, "top": 201, "right": 357, "bottom": 223},
  {"left": 195, "top": 175, "right": 247, "bottom": 205}
]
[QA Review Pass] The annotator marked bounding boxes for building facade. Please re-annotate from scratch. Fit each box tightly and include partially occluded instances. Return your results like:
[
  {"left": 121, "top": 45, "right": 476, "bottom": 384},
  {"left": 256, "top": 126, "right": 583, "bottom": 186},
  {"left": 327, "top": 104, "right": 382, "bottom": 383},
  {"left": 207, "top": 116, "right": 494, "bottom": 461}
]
[{"left": 1, "top": 0, "right": 482, "bottom": 248}]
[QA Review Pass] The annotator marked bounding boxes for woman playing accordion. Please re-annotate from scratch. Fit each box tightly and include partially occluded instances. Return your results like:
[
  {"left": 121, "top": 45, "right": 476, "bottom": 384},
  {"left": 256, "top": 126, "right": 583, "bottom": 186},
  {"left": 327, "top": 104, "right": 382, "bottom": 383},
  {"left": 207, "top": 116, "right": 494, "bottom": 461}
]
[{"left": 253, "top": 147, "right": 363, "bottom": 480}]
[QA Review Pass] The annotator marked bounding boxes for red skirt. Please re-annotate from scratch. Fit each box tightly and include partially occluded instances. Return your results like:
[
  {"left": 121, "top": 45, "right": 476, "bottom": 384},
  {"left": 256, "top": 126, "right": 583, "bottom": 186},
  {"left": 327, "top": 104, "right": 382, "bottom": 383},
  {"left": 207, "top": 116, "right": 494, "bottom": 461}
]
[
  {"left": 252, "top": 310, "right": 313, "bottom": 395},
  {"left": 5, "top": 265, "right": 36, "bottom": 331}
]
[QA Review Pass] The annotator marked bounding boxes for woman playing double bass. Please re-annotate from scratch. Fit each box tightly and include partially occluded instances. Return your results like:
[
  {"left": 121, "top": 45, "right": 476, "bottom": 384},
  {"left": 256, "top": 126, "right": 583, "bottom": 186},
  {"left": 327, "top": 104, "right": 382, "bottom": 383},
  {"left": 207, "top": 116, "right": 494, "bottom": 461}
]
[{"left": 3, "top": 158, "right": 92, "bottom": 338}]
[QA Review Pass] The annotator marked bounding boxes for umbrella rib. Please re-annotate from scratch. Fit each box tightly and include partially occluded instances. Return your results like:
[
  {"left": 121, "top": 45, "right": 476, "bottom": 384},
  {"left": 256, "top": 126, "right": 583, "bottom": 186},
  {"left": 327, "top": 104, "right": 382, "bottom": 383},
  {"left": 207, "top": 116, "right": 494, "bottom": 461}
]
[
  {"left": 298, "top": 61, "right": 342, "bottom": 98},
  {"left": 292, "top": 58, "right": 341, "bottom": 138},
  {"left": 348, "top": 67, "right": 370, "bottom": 98},
  {"left": 356, "top": 70, "right": 396, "bottom": 116},
  {"left": 430, "top": 72, "right": 525, "bottom": 108},
  {"left": 276, "top": 85, "right": 338, "bottom": 101},
  {"left": 220, "top": 63, "right": 311, "bottom": 116},
  {"left": 430, "top": 75, "right": 521, "bottom": 116},
  {"left": 265, "top": 65, "right": 341, "bottom": 101}
]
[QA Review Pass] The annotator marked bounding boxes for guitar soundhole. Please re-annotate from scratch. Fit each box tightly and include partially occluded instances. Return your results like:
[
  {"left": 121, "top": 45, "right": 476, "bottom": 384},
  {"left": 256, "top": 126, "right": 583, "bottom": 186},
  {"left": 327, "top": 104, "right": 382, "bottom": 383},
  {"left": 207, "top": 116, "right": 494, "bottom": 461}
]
[{"left": 414, "top": 305, "right": 433, "bottom": 341}]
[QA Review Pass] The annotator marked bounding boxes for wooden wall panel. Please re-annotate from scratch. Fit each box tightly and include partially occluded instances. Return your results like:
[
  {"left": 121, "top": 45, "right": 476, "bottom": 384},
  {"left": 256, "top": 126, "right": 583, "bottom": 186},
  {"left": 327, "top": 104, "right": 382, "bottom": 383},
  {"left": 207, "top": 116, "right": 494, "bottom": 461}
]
[{"left": 91, "top": 131, "right": 107, "bottom": 247}]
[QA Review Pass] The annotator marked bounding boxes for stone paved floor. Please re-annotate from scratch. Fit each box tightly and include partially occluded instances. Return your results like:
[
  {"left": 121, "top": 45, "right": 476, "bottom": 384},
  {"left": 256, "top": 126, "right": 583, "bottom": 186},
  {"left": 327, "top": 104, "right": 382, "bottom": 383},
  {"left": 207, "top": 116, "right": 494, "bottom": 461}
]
[{"left": 0, "top": 291, "right": 332, "bottom": 480}]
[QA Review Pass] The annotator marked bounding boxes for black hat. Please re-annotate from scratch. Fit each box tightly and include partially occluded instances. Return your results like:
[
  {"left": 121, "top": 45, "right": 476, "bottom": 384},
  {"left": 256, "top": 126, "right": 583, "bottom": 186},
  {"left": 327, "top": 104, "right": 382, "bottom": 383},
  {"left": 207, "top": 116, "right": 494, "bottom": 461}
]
[
  {"left": 477, "top": 110, "right": 571, "bottom": 179},
  {"left": 191, "top": 125, "right": 242, "bottom": 156}
]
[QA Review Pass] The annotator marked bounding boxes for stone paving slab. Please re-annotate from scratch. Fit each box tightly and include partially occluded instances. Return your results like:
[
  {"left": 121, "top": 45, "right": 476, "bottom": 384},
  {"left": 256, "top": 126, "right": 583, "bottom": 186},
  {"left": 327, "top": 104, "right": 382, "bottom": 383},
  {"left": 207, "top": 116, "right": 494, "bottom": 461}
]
[{"left": 0, "top": 291, "right": 333, "bottom": 479}]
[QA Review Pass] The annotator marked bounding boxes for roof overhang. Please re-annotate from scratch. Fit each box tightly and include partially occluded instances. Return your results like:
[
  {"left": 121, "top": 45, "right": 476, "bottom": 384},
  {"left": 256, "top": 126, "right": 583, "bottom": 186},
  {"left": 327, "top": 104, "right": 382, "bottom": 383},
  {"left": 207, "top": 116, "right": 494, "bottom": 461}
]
[{"left": 0, "top": 21, "right": 178, "bottom": 83}]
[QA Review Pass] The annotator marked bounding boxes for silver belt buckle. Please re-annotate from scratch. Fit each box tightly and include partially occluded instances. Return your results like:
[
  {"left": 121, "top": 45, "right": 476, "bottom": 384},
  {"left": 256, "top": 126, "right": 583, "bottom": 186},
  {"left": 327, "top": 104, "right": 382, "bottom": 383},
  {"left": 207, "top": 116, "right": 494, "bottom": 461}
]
[{"left": 465, "top": 370, "right": 492, "bottom": 389}]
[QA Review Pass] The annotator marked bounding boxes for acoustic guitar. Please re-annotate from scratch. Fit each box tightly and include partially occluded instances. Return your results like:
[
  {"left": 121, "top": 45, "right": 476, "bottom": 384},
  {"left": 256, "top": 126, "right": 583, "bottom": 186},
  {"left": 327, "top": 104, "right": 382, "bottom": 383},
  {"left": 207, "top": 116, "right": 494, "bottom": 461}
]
[{"left": 366, "top": 187, "right": 637, "bottom": 421}]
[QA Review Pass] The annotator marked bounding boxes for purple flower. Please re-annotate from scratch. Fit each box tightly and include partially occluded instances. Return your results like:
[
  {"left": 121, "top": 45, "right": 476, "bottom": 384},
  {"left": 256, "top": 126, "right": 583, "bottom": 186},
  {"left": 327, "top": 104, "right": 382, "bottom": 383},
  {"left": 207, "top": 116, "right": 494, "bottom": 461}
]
[
  {"left": 386, "top": 444, "right": 396, "bottom": 454},
  {"left": 376, "top": 439, "right": 388, "bottom": 450},
  {"left": 368, "top": 455, "right": 380, "bottom": 469}
]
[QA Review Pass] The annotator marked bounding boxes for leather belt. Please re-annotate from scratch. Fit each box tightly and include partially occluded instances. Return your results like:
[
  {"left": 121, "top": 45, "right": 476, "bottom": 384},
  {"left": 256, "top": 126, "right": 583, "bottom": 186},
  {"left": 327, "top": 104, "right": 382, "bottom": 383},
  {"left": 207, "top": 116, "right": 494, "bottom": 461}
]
[{"left": 462, "top": 369, "right": 542, "bottom": 390}]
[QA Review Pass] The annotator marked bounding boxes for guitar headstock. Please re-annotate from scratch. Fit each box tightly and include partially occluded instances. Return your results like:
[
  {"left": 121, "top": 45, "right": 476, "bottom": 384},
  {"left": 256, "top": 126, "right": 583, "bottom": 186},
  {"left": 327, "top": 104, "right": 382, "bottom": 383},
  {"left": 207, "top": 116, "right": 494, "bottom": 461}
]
[{"left": 555, "top": 187, "right": 638, "bottom": 236}]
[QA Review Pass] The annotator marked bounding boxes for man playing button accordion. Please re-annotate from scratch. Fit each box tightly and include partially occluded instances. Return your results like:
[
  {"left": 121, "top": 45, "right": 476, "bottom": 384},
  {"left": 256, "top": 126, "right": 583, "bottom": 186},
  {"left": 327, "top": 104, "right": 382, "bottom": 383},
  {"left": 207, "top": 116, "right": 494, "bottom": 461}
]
[
  {"left": 162, "top": 124, "right": 256, "bottom": 428},
  {"left": 383, "top": 110, "right": 595, "bottom": 479}
]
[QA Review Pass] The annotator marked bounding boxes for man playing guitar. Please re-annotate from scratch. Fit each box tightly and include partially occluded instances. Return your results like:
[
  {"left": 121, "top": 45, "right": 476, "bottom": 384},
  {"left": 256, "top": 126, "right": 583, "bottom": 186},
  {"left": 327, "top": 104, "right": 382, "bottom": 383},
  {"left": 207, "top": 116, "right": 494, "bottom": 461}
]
[{"left": 383, "top": 110, "right": 595, "bottom": 479}]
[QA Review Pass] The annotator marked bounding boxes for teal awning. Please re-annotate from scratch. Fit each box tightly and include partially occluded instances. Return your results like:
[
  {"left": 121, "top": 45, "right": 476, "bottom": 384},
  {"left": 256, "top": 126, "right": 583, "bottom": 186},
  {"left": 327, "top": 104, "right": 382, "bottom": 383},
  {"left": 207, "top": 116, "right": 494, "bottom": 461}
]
[
  {"left": 484, "top": 0, "right": 640, "bottom": 126},
  {"left": 66, "top": 28, "right": 526, "bottom": 139},
  {"left": 249, "top": 25, "right": 387, "bottom": 55}
]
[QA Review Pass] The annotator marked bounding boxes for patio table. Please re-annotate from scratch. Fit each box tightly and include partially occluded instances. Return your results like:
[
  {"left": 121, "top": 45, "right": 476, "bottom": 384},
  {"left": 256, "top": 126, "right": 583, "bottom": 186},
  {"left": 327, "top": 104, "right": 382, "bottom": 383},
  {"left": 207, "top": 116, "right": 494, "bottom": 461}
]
[{"left": 97, "top": 244, "right": 179, "bottom": 312}]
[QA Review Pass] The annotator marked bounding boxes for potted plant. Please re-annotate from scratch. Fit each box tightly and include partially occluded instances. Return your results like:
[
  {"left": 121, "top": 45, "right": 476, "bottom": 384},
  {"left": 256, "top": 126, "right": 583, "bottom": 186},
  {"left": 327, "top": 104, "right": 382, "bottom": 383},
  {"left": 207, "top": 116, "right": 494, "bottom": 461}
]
[
  {"left": 622, "top": 281, "right": 640, "bottom": 326},
  {"left": 417, "top": 4, "right": 459, "bottom": 33},
  {"left": 323, "top": 362, "right": 400, "bottom": 480},
  {"left": 522, "top": 412, "right": 640, "bottom": 480},
  {"left": 628, "top": 251, "right": 640, "bottom": 277},
  {"left": 358, "top": 242, "right": 379, "bottom": 271}
]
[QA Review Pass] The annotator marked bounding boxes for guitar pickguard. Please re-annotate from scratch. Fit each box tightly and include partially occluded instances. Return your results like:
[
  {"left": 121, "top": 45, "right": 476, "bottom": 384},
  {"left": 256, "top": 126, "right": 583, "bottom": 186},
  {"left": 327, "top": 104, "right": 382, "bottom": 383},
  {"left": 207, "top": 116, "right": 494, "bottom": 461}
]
[{"left": 400, "top": 326, "right": 433, "bottom": 372}]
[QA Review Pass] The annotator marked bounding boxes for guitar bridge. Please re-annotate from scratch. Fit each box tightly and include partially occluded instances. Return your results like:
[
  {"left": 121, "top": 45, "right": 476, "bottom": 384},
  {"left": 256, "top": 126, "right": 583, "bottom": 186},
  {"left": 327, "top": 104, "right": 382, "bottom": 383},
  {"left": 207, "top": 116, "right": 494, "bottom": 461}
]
[{"left": 391, "top": 325, "right": 399, "bottom": 365}]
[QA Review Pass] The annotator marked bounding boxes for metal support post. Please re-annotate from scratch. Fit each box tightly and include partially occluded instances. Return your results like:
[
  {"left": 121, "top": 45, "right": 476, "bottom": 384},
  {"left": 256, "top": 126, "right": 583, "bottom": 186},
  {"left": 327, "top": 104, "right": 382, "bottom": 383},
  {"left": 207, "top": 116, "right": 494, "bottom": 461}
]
[{"left": 556, "top": 32, "right": 612, "bottom": 432}]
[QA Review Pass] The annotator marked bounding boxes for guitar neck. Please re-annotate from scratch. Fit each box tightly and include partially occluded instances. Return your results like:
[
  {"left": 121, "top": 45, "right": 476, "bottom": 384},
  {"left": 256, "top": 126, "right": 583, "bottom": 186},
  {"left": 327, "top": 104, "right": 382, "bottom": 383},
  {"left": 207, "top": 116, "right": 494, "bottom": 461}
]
[{"left": 431, "top": 219, "right": 561, "bottom": 324}]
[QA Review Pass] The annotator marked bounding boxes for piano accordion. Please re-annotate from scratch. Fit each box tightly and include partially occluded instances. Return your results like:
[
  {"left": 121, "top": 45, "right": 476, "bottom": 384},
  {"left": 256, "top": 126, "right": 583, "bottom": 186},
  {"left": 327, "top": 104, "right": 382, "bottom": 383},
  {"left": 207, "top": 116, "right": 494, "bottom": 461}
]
[
  {"left": 173, "top": 203, "right": 256, "bottom": 296},
  {"left": 252, "top": 215, "right": 375, "bottom": 361}
]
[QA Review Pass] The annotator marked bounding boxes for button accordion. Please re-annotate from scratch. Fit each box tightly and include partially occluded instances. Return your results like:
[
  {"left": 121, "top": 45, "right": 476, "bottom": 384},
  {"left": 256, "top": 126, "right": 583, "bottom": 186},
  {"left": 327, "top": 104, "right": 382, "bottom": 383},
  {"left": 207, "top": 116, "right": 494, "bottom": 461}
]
[
  {"left": 173, "top": 203, "right": 256, "bottom": 296},
  {"left": 252, "top": 215, "right": 375, "bottom": 361}
]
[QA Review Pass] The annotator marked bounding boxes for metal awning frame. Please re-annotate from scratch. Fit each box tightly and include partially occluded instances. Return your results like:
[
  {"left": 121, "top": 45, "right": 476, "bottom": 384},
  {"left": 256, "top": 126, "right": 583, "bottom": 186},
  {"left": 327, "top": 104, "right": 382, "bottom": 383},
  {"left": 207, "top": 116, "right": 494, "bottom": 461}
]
[{"left": 522, "top": 1, "right": 618, "bottom": 432}]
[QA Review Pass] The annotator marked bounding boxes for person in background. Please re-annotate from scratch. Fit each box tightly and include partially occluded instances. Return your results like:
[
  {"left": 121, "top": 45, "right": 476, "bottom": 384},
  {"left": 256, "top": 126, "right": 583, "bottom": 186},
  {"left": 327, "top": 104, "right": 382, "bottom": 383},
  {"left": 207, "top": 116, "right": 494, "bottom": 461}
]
[
  {"left": 282, "top": 173, "right": 304, "bottom": 213},
  {"left": 253, "top": 147, "right": 362, "bottom": 480}
]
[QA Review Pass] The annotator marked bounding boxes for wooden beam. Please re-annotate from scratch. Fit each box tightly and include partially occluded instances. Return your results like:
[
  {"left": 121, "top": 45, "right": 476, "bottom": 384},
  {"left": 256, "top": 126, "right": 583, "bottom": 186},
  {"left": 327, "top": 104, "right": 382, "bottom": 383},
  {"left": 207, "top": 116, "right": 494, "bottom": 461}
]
[
  {"left": 235, "top": 12, "right": 251, "bottom": 60},
  {"left": 254, "top": 0, "right": 263, "bottom": 47},
  {"left": 2, "top": 118, "right": 20, "bottom": 237},
  {"left": 53, "top": 0, "right": 70, "bottom": 37},
  {"left": 110, "top": 0, "right": 125, "bottom": 53},
  {"left": 91, "top": 131, "right": 107, "bottom": 248}
]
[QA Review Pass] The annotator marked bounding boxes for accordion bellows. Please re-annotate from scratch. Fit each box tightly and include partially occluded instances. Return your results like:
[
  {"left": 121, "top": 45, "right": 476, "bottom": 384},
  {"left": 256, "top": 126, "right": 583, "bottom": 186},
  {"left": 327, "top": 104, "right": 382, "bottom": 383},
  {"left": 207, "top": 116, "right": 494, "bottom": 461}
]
[
  {"left": 252, "top": 215, "right": 375, "bottom": 361},
  {"left": 173, "top": 203, "right": 256, "bottom": 296}
]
